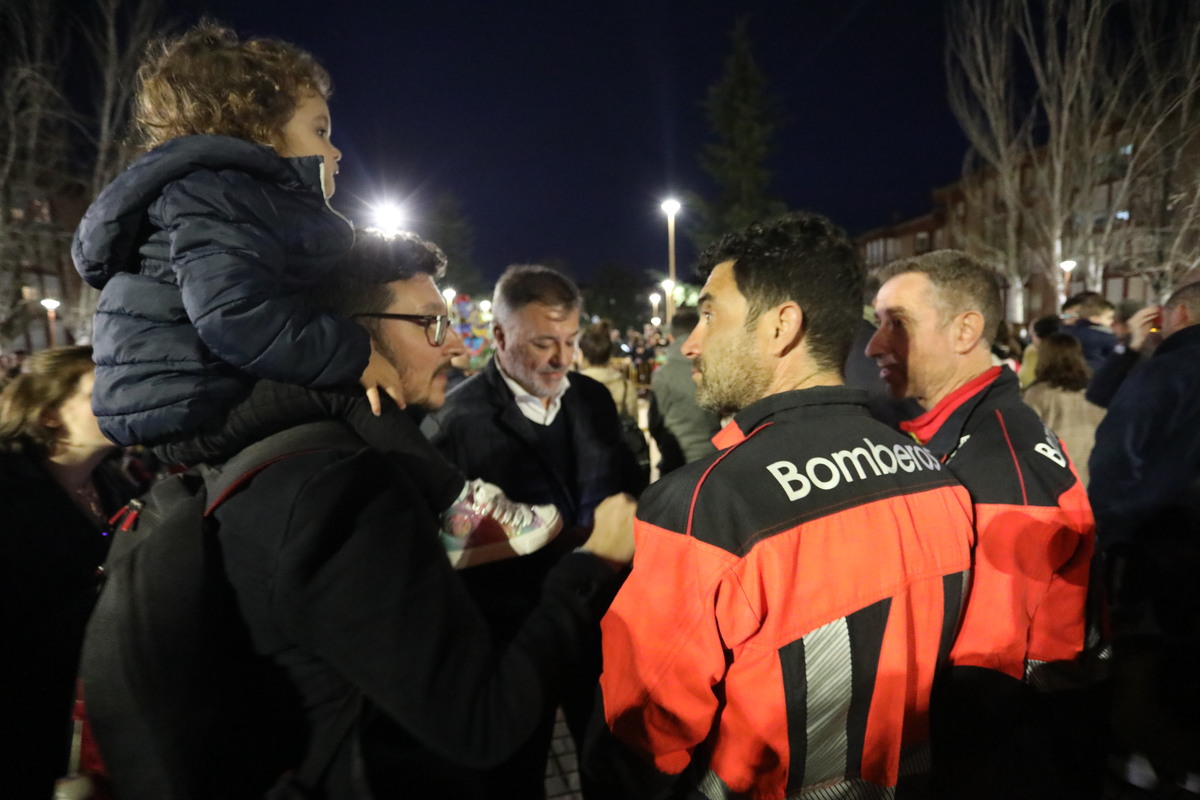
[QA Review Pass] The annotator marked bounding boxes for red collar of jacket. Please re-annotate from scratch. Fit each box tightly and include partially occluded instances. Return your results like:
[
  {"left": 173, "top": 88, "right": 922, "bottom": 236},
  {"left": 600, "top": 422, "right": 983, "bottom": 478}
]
[{"left": 900, "top": 366, "right": 1003, "bottom": 446}]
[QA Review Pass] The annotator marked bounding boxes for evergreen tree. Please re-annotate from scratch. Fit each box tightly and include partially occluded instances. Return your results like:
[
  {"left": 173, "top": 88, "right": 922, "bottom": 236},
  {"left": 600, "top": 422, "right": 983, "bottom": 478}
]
[
  {"left": 691, "top": 18, "right": 787, "bottom": 250},
  {"left": 419, "top": 192, "right": 487, "bottom": 298},
  {"left": 582, "top": 262, "right": 648, "bottom": 333}
]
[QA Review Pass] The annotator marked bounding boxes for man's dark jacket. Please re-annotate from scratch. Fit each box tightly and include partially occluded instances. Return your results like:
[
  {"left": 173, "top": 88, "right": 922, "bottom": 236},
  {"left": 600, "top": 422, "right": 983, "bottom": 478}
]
[
  {"left": 180, "top": 390, "right": 619, "bottom": 798},
  {"left": 72, "top": 135, "right": 367, "bottom": 447},
  {"left": 0, "top": 455, "right": 132, "bottom": 798},
  {"left": 423, "top": 359, "right": 646, "bottom": 530},
  {"left": 421, "top": 359, "right": 646, "bottom": 797},
  {"left": 648, "top": 339, "right": 720, "bottom": 471},
  {"left": 1089, "top": 324, "right": 1200, "bottom": 550},
  {"left": 1061, "top": 320, "right": 1117, "bottom": 372}
]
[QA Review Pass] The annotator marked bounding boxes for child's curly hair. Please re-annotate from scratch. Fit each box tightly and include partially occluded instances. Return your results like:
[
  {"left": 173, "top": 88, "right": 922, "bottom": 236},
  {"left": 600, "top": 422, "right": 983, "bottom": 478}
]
[{"left": 134, "top": 20, "right": 332, "bottom": 151}]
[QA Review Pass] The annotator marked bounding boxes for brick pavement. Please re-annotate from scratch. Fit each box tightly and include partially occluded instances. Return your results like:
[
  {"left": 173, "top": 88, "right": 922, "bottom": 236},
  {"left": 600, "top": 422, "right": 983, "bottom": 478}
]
[{"left": 544, "top": 708, "right": 583, "bottom": 800}]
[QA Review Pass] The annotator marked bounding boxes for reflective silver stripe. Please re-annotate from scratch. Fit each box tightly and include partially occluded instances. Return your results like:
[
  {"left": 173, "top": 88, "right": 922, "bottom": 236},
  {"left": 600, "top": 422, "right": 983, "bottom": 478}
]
[
  {"left": 696, "top": 770, "right": 896, "bottom": 800},
  {"left": 697, "top": 762, "right": 916, "bottom": 800},
  {"left": 804, "top": 617, "right": 854, "bottom": 786},
  {"left": 795, "top": 779, "right": 896, "bottom": 799},
  {"left": 1024, "top": 657, "right": 1049, "bottom": 687},
  {"left": 697, "top": 769, "right": 740, "bottom": 800},
  {"left": 958, "top": 569, "right": 971, "bottom": 625},
  {"left": 1025, "top": 655, "right": 1109, "bottom": 692},
  {"left": 898, "top": 741, "right": 931, "bottom": 777}
]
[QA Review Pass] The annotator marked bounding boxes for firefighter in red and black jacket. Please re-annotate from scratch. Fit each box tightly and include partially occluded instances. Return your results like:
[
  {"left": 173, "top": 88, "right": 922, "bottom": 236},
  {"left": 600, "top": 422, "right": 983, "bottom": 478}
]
[
  {"left": 868, "top": 251, "right": 1098, "bottom": 799},
  {"left": 585, "top": 214, "right": 976, "bottom": 800}
]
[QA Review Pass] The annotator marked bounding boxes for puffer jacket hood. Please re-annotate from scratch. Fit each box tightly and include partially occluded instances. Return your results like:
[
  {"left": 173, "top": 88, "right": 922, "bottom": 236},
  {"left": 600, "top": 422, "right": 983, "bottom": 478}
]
[
  {"left": 73, "top": 135, "right": 327, "bottom": 290},
  {"left": 71, "top": 133, "right": 364, "bottom": 448}
]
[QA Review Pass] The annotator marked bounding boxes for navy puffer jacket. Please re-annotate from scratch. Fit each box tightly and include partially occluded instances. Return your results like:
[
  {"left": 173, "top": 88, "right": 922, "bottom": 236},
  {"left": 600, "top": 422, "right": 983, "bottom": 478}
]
[{"left": 72, "top": 135, "right": 368, "bottom": 447}]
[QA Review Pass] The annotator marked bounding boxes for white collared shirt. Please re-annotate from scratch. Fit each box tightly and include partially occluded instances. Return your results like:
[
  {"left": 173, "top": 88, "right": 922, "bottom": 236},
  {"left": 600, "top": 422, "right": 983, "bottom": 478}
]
[{"left": 498, "top": 362, "right": 571, "bottom": 426}]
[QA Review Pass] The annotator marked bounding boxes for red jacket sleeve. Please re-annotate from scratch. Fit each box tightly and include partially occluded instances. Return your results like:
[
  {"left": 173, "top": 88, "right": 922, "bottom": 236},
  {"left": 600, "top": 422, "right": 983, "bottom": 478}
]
[{"left": 597, "top": 517, "right": 746, "bottom": 778}]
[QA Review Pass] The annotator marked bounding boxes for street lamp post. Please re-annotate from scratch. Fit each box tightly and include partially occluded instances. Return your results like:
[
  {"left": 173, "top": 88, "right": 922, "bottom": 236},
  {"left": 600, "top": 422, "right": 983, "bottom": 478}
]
[
  {"left": 661, "top": 199, "right": 680, "bottom": 325},
  {"left": 1059, "top": 260, "right": 1076, "bottom": 305},
  {"left": 661, "top": 279, "right": 675, "bottom": 326},
  {"left": 649, "top": 292, "right": 661, "bottom": 321},
  {"left": 40, "top": 298, "right": 60, "bottom": 349}
]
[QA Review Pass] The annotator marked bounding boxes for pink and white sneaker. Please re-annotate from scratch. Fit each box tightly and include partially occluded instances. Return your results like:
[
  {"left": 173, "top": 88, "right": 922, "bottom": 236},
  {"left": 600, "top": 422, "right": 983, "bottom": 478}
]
[{"left": 441, "top": 479, "right": 563, "bottom": 568}]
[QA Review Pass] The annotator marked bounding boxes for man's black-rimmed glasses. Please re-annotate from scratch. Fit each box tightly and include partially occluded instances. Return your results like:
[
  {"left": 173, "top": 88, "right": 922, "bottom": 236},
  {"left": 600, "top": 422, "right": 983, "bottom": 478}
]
[{"left": 353, "top": 313, "right": 450, "bottom": 346}]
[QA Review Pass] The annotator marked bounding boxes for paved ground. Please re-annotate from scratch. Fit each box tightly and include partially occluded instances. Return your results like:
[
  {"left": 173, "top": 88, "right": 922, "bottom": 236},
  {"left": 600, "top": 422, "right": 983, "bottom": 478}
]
[{"left": 545, "top": 708, "right": 583, "bottom": 800}]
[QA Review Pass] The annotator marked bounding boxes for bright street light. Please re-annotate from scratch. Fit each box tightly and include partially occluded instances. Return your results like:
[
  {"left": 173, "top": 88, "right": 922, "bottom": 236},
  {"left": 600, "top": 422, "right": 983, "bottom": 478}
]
[
  {"left": 370, "top": 202, "right": 406, "bottom": 236},
  {"left": 661, "top": 278, "right": 675, "bottom": 293},
  {"left": 40, "top": 298, "right": 60, "bottom": 311},
  {"left": 1059, "top": 260, "right": 1077, "bottom": 298},
  {"left": 479, "top": 299, "right": 492, "bottom": 312},
  {"left": 660, "top": 198, "right": 681, "bottom": 216},
  {"left": 649, "top": 292, "right": 661, "bottom": 320},
  {"left": 442, "top": 287, "right": 457, "bottom": 303}
]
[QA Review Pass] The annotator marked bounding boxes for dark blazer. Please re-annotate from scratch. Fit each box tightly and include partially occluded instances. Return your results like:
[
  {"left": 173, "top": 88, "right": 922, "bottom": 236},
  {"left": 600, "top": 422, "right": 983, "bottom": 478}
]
[
  {"left": 422, "top": 358, "right": 646, "bottom": 798},
  {"left": 423, "top": 359, "right": 646, "bottom": 530}
]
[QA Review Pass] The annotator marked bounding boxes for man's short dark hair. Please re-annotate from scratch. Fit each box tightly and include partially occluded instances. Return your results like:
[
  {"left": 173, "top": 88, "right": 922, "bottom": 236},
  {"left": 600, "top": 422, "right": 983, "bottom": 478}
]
[
  {"left": 1032, "top": 315, "right": 1061, "bottom": 341},
  {"left": 697, "top": 211, "right": 864, "bottom": 372},
  {"left": 579, "top": 321, "right": 614, "bottom": 366},
  {"left": 1062, "top": 291, "right": 1102, "bottom": 315},
  {"left": 1075, "top": 295, "right": 1114, "bottom": 320},
  {"left": 877, "top": 250, "right": 1003, "bottom": 346},
  {"left": 493, "top": 264, "right": 581, "bottom": 324},
  {"left": 671, "top": 307, "right": 699, "bottom": 339},
  {"left": 310, "top": 230, "right": 447, "bottom": 335},
  {"left": 1165, "top": 281, "right": 1200, "bottom": 319}
]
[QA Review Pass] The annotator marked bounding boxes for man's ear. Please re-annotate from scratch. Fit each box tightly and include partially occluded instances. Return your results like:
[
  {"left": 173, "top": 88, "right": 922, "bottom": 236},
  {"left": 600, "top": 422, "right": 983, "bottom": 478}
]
[
  {"left": 953, "top": 310, "right": 987, "bottom": 354},
  {"left": 766, "top": 302, "right": 804, "bottom": 357},
  {"left": 1168, "top": 303, "right": 1191, "bottom": 332},
  {"left": 492, "top": 322, "right": 507, "bottom": 350}
]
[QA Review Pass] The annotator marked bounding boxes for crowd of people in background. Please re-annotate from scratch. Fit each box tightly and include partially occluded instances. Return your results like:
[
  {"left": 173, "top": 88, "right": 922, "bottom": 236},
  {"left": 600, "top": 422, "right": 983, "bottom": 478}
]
[{"left": 2, "top": 18, "right": 1199, "bottom": 800}]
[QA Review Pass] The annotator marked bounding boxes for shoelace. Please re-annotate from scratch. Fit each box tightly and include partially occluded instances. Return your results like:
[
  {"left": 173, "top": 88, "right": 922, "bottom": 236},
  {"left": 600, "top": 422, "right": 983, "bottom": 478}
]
[{"left": 476, "top": 494, "right": 535, "bottom": 530}]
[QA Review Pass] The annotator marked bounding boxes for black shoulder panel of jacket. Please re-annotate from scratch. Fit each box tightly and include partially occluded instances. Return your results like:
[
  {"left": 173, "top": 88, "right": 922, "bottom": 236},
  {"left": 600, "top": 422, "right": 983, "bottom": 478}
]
[
  {"left": 948, "top": 396, "right": 1079, "bottom": 509},
  {"left": 637, "top": 408, "right": 962, "bottom": 557}
]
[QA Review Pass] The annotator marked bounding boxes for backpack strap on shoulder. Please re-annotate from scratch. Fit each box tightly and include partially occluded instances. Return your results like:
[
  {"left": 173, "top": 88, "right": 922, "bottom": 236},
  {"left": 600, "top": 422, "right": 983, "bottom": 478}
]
[
  {"left": 202, "top": 421, "right": 365, "bottom": 516},
  {"left": 204, "top": 420, "right": 368, "bottom": 796}
]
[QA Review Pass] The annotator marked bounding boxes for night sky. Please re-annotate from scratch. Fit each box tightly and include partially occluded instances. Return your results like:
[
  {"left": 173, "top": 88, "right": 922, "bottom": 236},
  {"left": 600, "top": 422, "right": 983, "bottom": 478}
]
[{"left": 184, "top": 0, "right": 967, "bottom": 284}]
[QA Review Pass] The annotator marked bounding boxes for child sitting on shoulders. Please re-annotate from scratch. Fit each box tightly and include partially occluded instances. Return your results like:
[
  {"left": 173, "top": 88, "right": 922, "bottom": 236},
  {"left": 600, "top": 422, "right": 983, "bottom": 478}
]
[{"left": 73, "top": 21, "right": 559, "bottom": 562}]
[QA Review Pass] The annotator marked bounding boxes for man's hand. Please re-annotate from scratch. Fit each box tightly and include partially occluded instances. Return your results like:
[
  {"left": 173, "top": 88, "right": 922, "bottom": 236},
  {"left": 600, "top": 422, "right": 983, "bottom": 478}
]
[
  {"left": 583, "top": 493, "right": 637, "bottom": 567},
  {"left": 1127, "top": 305, "right": 1162, "bottom": 353},
  {"left": 360, "top": 343, "right": 405, "bottom": 415}
]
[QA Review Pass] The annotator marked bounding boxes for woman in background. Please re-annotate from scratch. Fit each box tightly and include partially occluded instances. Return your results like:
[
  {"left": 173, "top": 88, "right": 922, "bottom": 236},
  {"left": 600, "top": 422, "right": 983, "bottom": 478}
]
[
  {"left": 1019, "top": 315, "right": 1062, "bottom": 389},
  {"left": 1022, "top": 332, "right": 1105, "bottom": 486},
  {"left": 578, "top": 320, "right": 639, "bottom": 418},
  {"left": 0, "top": 346, "right": 133, "bottom": 797}
]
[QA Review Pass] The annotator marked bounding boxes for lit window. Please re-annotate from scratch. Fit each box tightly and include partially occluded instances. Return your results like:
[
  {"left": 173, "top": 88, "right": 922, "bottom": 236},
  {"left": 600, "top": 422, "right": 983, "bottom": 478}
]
[
  {"left": 1119, "top": 143, "right": 1133, "bottom": 155},
  {"left": 1115, "top": 210, "right": 1130, "bottom": 221}
]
